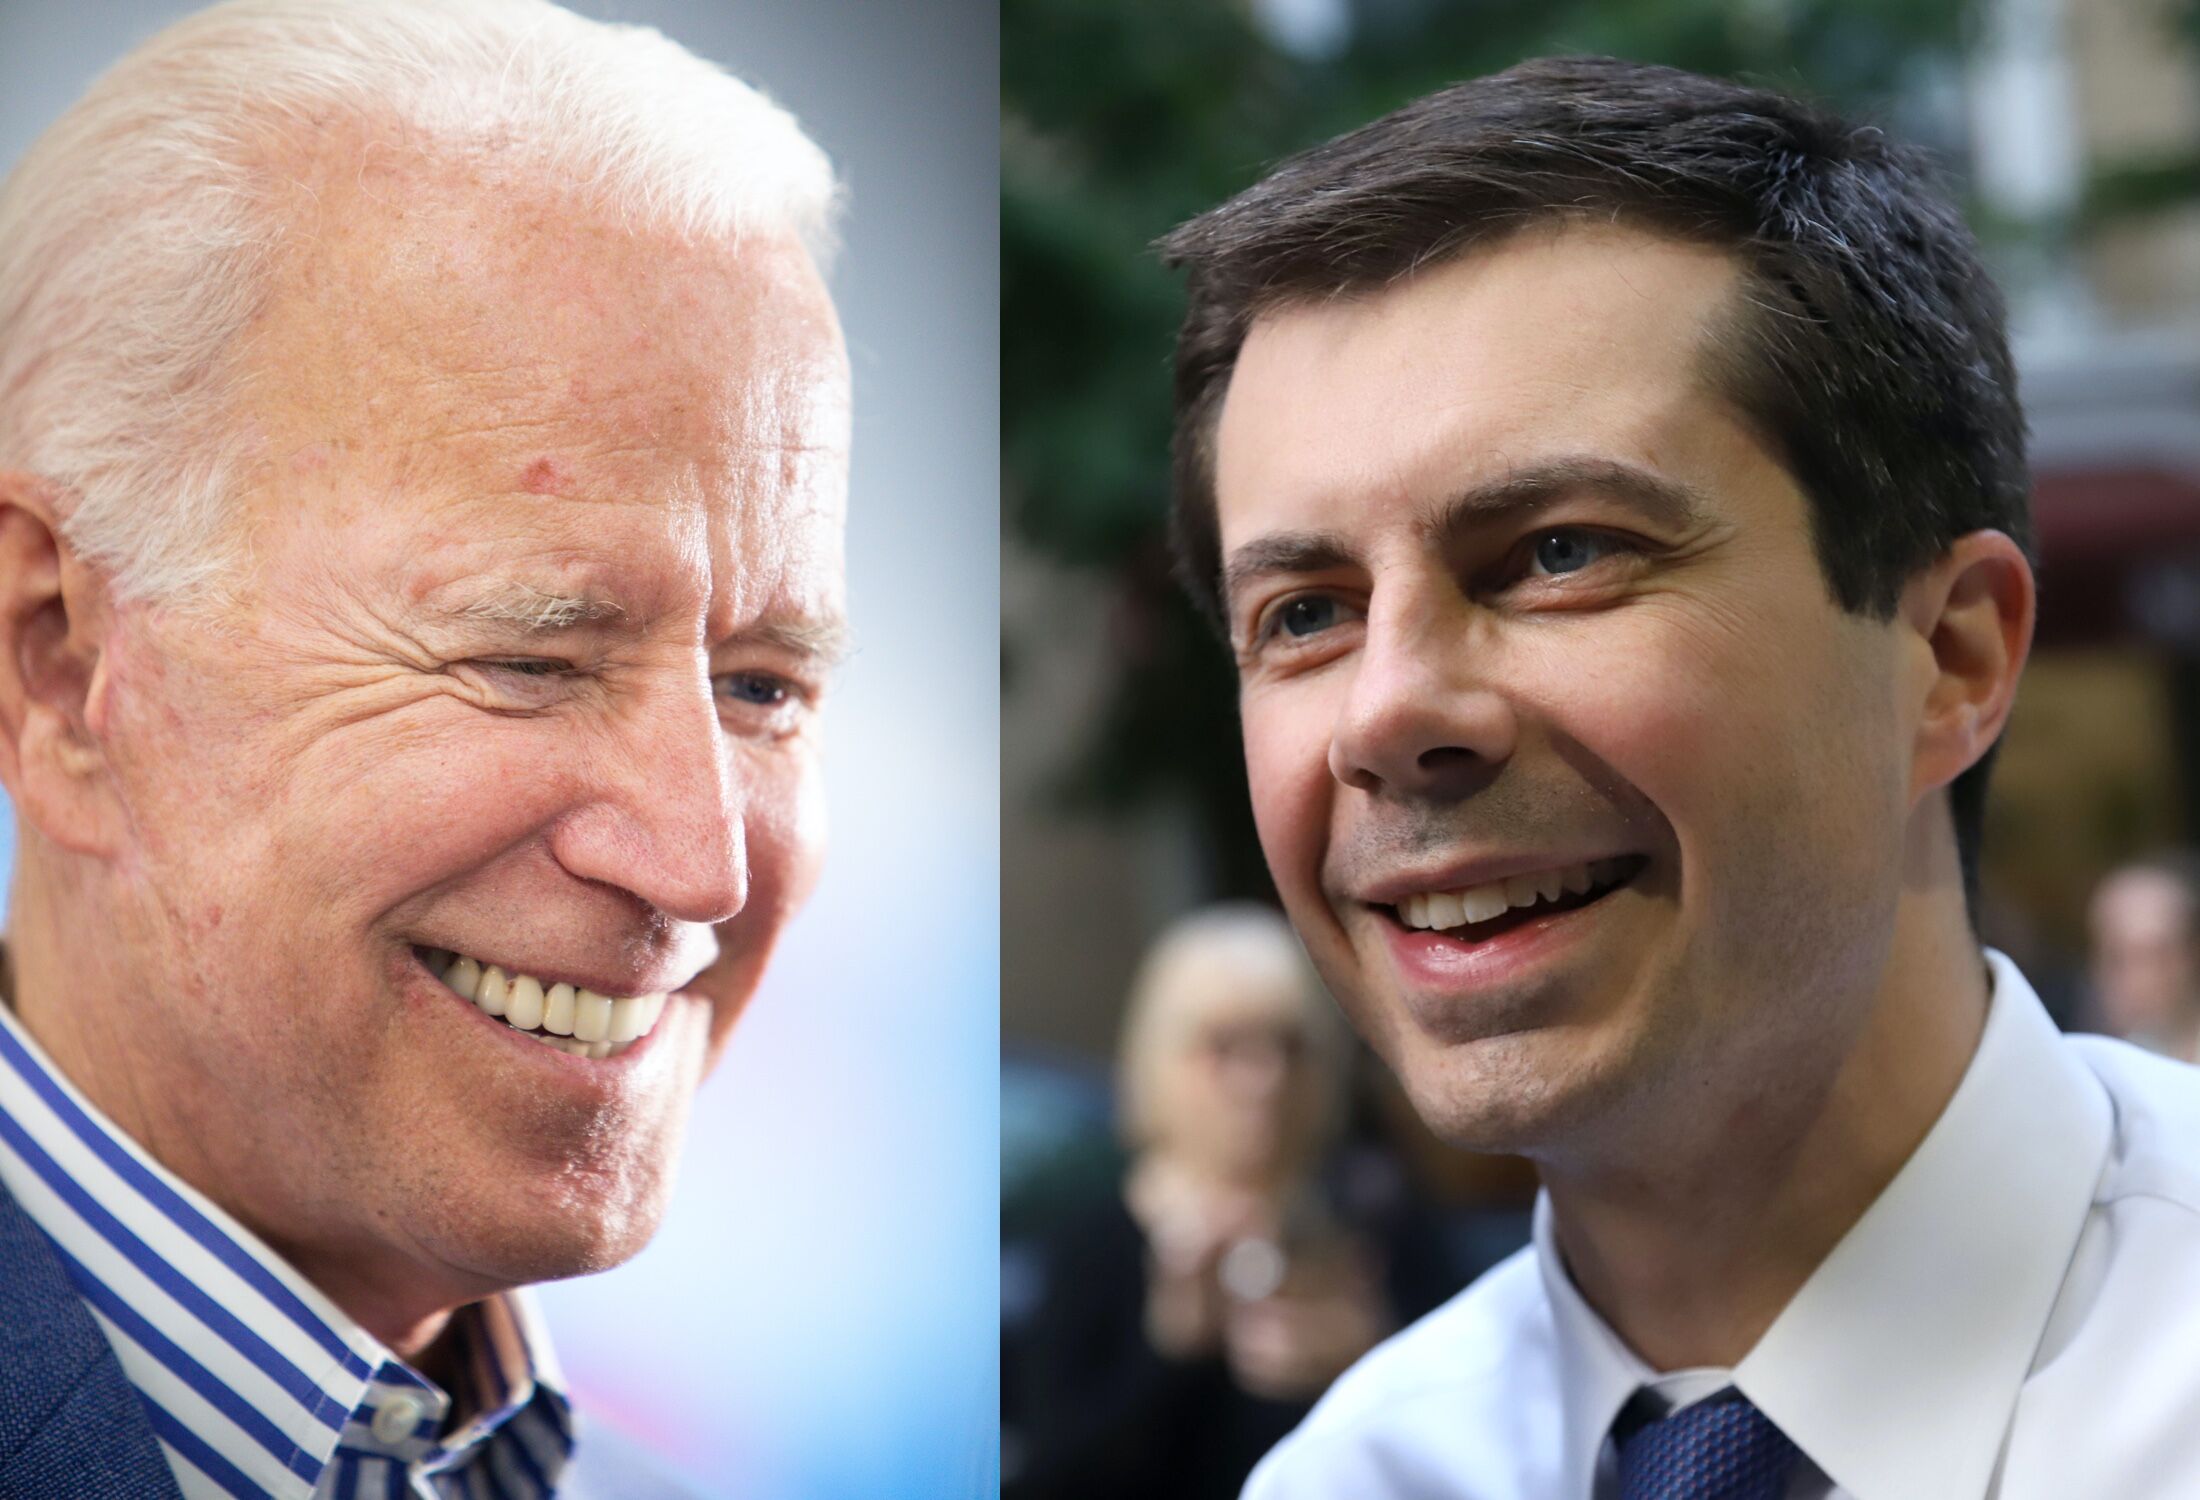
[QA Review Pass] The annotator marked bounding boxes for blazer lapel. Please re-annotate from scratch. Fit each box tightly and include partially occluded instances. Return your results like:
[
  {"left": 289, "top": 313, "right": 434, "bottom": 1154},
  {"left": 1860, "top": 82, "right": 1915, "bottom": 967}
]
[{"left": 0, "top": 1177, "right": 184, "bottom": 1500}]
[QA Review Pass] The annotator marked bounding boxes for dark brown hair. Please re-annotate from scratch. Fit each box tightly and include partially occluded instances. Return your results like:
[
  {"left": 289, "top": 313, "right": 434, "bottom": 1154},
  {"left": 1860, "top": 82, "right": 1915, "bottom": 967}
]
[{"left": 1160, "top": 55, "right": 2030, "bottom": 908}]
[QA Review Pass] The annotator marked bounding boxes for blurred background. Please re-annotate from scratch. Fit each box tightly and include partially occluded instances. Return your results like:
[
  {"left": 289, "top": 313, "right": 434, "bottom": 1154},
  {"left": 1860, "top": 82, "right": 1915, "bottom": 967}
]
[
  {"left": 0, "top": 2, "right": 998, "bottom": 1498},
  {"left": 1003, "top": 0, "right": 2200, "bottom": 1493}
]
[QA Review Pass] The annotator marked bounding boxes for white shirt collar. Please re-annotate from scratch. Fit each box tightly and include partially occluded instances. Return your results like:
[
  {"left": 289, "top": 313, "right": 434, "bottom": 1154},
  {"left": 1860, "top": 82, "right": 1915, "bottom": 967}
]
[{"left": 1537, "top": 950, "right": 2112, "bottom": 1500}]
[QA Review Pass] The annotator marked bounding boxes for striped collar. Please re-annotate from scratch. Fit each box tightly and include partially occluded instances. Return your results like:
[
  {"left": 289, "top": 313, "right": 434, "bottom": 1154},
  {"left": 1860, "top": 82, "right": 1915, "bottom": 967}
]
[{"left": 0, "top": 996, "right": 574, "bottom": 1499}]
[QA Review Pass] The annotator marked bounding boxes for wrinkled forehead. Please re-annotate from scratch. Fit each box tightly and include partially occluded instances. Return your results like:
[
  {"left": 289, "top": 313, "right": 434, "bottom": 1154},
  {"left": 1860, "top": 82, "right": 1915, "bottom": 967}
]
[
  {"left": 252, "top": 142, "right": 850, "bottom": 445},
  {"left": 233, "top": 148, "right": 849, "bottom": 625}
]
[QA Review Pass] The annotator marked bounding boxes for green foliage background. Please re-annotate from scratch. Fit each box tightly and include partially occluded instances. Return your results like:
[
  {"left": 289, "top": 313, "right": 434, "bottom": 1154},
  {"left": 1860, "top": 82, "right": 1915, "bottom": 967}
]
[{"left": 1003, "top": 0, "right": 2189, "bottom": 897}]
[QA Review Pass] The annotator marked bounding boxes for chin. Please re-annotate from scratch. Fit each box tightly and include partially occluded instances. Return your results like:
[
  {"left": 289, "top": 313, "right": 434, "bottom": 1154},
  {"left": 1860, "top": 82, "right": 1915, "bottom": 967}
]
[
  {"left": 439, "top": 1158, "right": 681, "bottom": 1289},
  {"left": 1386, "top": 1023, "right": 1640, "bottom": 1158},
  {"left": 418, "top": 1104, "right": 696, "bottom": 1289},
  {"left": 512, "top": 1197, "right": 670, "bottom": 1282}
]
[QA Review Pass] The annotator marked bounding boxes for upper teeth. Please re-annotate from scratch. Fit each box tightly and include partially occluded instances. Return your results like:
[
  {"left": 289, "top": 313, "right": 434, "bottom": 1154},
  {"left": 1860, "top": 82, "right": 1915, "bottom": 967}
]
[
  {"left": 425, "top": 948, "right": 669, "bottom": 1060},
  {"left": 1397, "top": 858, "right": 1629, "bottom": 931}
]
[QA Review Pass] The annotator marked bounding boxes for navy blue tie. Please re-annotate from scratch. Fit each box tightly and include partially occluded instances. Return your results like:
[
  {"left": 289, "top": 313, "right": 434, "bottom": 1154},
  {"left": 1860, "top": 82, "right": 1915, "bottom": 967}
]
[{"left": 1614, "top": 1391, "right": 1801, "bottom": 1500}]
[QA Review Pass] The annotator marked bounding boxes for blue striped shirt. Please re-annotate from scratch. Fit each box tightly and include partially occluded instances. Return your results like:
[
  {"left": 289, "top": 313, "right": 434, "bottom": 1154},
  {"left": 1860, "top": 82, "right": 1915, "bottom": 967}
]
[{"left": 0, "top": 997, "right": 575, "bottom": 1499}]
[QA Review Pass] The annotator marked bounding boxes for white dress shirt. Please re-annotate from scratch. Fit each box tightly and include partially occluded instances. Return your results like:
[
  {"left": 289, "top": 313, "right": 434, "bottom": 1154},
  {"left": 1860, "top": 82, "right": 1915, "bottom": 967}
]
[{"left": 1243, "top": 950, "right": 2200, "bottom": 1499}]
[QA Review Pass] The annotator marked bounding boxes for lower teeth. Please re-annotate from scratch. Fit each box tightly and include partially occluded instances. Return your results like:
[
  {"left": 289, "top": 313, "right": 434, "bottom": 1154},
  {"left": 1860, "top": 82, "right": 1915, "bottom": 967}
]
[{"left": 524, "top": 1031, "right": 625, "bottom": 1060}]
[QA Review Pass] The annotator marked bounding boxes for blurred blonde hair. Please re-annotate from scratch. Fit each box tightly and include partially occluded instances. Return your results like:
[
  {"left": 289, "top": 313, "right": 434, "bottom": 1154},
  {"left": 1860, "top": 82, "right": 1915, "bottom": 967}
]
[{"left": 1116, "top": 902, "right": 1352, "bottom": 1153}]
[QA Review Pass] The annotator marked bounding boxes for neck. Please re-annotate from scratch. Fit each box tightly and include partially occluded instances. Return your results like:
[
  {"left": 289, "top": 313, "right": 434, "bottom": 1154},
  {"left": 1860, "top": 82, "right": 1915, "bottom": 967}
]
[
  {"left": 282, "top": 1250, "right": 458, "bottom": 1367},
  {"left": 1541, "top": 863, "right": 1990, "bottom": 1372}
]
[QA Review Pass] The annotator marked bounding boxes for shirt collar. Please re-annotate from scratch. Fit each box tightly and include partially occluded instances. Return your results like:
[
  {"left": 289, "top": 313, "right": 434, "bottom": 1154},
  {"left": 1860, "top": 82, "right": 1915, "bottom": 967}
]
[
  {"left": 0, "top": 990, "right": 572, "bottom": 1498},
  {"left": 1537, "top": 1191, "right": 1651, "bottom": 1500},
  {"left": 1538, "top": 950, "right": 2113, "bottom": 1500}
]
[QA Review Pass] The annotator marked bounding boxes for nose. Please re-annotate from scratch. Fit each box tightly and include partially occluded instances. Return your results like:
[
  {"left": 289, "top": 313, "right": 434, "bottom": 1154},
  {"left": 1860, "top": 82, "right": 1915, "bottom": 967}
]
[
  {"left": 550, "top": 669, "right": 749, "bottom": 925},
  {"left": 1328, "top": 591, "right": 1517, "bottom": 800},
  {"left": 1223, "top": 1042, "right": 1291, "bottom": 1103}
]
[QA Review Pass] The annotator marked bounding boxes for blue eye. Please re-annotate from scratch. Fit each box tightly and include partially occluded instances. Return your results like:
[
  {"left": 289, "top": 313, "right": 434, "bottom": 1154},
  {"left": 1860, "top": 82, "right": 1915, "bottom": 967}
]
[
  {"left": 1277, "top": 596, "right": 1340, "bottom": 638},
  {"left": 1530, "top": 531, "right": 1611, "bottom": 576},
  {"left": 717, "top": 672, "right": 790, "bottom": 707}
]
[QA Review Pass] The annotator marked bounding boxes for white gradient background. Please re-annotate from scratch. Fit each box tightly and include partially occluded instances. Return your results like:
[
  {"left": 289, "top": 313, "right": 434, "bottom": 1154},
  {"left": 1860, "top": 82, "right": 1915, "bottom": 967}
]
[{"left": 0, "top": 2, "right": 999, "bottom": 1496}]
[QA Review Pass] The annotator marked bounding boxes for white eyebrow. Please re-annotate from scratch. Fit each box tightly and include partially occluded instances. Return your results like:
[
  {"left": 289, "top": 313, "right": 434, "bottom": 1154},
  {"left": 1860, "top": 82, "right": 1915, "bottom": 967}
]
[
  {"left": 728, "top": 616, "right": 857, "bottom": 670},
  {"left": 444, "top": 583, "right": 628, "bottom": 633},
  {"left": 425, "top": 578, "right": 854, "bottom": 667}
]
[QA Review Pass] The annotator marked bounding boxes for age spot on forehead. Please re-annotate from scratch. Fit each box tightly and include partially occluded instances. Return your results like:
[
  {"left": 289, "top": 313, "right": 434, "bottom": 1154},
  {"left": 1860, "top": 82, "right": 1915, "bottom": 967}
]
[{"left": 520, "top": 457, "right": 566, "bottom": 496}]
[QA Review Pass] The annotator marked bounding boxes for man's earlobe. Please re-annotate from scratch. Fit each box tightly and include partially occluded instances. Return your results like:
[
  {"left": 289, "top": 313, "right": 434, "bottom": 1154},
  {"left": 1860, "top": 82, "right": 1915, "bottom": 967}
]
[
  {"left": 1901, "top": 529, "right": 2035, "bottom": 803},
  {"left": 0, "top": 472, "right": 123, "bottom": 856}
]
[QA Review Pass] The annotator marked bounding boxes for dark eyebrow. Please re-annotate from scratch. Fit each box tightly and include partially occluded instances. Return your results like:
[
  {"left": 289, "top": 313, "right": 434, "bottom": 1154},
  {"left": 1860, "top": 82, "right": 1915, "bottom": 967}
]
[
  {"left": 1220, "top": 455, "right": 1708, "bottom": 619},
  {"left": 1220, "top": 533, "right": 1358, "bottom": 618},
  {"left": 1423, "top": 455, "right": 1707, "bottom": 540}
]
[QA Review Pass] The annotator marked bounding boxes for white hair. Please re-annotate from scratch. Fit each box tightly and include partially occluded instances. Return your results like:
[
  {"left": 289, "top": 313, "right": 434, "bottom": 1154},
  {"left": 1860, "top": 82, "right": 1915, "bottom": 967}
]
[{"left": 0, "top": 0, "right": 838, "bottom": 606}]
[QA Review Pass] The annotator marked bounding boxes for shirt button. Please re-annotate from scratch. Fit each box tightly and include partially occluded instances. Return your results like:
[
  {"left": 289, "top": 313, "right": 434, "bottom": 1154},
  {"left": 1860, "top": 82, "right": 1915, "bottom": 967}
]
[{"left": 372, "top": 1393, "right": 427, "bottom": 1445}]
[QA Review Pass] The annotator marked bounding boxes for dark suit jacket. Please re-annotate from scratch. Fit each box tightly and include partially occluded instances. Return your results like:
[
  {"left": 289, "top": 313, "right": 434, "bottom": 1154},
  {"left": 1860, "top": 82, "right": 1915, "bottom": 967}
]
[{"left": 0, "top": 1177, "right": 704, "bottom": 1500}]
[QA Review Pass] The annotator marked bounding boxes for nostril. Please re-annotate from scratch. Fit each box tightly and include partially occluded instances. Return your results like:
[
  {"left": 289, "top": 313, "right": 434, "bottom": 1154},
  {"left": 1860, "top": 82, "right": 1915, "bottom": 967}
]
[{"left": 1417, "top": 745, "right": 1479, "bottom": 772}]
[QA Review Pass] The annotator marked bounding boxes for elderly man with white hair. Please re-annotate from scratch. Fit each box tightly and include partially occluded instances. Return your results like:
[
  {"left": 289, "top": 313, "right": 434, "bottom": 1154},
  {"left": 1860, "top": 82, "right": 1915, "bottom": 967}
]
[{"left": 0, "top": 3, "right": 849, "bottom": 1497}]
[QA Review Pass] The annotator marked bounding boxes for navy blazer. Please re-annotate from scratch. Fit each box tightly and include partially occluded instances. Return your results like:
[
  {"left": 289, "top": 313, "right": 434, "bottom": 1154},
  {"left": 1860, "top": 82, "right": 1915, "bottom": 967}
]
[{"left": 0, "top": 1177, "right": 704, "bottom": 1500}]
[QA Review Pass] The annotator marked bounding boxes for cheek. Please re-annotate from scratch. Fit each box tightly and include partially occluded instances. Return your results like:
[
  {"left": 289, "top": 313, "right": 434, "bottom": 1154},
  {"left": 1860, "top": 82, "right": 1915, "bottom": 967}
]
[
  {"left": 760, "top": 750, "right": 828, "bottom": 915},
  {"left": 696, "top": 751, "right": 825, "bottom": 1058},
  {"left": 1155, "top": 1059, "right": 1212, "bottom": 1135},
  {"left": 719, "top": 749, "right": 826, "bottom": 945},
  {"left": 273, "top": 721, "right": 566, "bottom": 904},
  {"left": 1546, "top": 602, "right": 1906, "bottom": 928},
  {"left": 1287, "top": 1073, "right": 1329, "bottom": 1132},
  {"left": 1240, "top": 686, "right": 1338, "bottom": 898},
  {"left": 103, "top": 643, "right": 256, "bottom": 824},
  {"left": 1552, "top": 625, "right": 1752, "bottom": 834},
  {"left": 100, "top": 667, "right": 306, "bottom": 932}
]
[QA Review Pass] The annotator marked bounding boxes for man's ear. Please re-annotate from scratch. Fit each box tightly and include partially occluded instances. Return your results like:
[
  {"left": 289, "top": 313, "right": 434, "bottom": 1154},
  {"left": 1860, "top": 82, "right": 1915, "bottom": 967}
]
[
  {"left": 0, "top": 471, "right": 124, "bottom": 857},
  {"left": 1899, "top": 528, "right": 2035, "bottom": 805}
]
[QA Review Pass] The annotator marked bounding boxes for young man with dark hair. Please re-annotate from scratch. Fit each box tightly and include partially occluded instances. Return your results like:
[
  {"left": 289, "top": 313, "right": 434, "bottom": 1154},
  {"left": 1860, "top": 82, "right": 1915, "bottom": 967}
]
[{"left": 1162, "top": 56, "right": 2200, "bottom": 1498}]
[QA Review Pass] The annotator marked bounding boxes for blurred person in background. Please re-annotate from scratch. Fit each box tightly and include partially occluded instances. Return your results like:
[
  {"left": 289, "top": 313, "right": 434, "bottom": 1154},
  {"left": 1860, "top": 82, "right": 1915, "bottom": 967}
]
[
  {"left": 1007, "top": 904, "right": 1449, "bottom": 1500},
  {"left": 0, "top": 2, "right": 848, "bottom": 1495},
  {"left": 1162, "top": 54, "right": 2200, "bottom": 1500},
  {"left": 2088, "top": 854, "right": 2200, "bottom": 1060}
]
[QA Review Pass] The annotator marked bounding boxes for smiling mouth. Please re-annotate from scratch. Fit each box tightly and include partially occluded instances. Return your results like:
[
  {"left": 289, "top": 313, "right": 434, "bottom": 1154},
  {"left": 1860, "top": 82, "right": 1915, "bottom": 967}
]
[
  {"left": 1380, "top": 855, "right": 1647, "bottom": 943},
  {"left": 413, "top": 946, "right": 668, "bottom": 1060}
]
